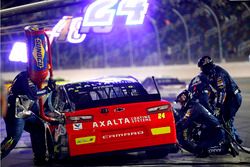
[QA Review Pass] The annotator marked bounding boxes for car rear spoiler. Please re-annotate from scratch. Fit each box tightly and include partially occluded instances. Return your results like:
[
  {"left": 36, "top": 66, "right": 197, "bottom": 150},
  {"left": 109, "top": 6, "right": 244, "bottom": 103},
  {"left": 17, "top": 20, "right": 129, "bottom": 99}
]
[{"left": 152, "top": 76, "right": 160, "bottom": 95}]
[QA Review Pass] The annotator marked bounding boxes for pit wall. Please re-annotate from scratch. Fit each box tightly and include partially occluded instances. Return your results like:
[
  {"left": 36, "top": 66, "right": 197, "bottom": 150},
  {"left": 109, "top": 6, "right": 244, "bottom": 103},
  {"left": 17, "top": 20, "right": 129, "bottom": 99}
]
[{"left": 2, "top": 62, "right": 250, "bottom": 82}]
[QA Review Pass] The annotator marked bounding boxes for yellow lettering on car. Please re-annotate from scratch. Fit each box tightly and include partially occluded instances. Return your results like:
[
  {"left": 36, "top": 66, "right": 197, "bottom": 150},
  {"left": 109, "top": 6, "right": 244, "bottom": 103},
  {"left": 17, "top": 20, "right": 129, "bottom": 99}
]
[
  {"left": 158, "top": 113, "right": 165, "bottom": 119},
  {"left": 75, "top": 136, "right": 96, "bottom": 145}
]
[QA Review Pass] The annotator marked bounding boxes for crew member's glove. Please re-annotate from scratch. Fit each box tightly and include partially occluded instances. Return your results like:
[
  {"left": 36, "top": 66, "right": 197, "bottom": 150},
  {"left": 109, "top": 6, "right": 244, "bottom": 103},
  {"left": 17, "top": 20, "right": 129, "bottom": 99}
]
[
  {"left": 224, "top": 119, "right": 234, "bottom": 135},
  {"left": 15, "top": 96, "right": 33, "bottom": 118},
  {"left": 45, "top": 86, "right": 52, "bottom": 93},
  {"left": 48, "top": 78, "right": 56, "bottom": 91},
  {"left": 214, "top": 107, "right": 221, "bottom": 117}
]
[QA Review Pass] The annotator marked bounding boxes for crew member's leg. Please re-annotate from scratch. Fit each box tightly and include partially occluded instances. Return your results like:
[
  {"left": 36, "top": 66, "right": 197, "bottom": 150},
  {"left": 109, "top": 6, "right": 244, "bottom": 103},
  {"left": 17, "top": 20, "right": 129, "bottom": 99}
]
[{"left": 1, "top": 104, "right": 25, "bottom": 159}]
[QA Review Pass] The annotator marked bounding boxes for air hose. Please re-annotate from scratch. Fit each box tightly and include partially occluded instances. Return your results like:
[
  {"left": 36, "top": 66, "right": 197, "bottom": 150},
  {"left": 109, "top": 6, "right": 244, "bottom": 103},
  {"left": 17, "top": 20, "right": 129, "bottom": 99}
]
[{"left": 221, "top": 116, "right": 250, "bottom": 154}]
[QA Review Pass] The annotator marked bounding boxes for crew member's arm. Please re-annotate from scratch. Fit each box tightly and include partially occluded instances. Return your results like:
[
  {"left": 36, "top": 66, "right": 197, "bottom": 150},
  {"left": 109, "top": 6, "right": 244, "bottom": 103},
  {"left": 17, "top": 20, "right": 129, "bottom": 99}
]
[
  {"left": 199, "top": 88, "right": 214, "bottom": 114},
  {"left": 214, "top": 76, "right": 226, "bottom": 117},
  {"left": 28, "top": 78, "right": 56, "bottom": 98},
  {"left": 176, "top": 108, "right": 193, "bottom": 130},
  {"left": 36, "top": 87, "right": 50, "bottom": 96},
  {"left": 25, "top": 79, "right": 50, "bottom": 99}
]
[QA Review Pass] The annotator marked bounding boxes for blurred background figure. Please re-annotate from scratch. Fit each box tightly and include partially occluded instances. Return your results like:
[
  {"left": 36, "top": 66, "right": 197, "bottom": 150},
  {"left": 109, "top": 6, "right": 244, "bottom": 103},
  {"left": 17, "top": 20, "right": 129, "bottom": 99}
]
[{"left": 1, "top": 78, "right": 7, "bottom": 118}]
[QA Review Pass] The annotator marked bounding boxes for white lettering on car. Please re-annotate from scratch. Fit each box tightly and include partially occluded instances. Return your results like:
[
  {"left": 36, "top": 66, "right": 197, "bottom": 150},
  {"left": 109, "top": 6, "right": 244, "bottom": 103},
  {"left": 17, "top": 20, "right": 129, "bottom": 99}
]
[
  {"left": 102, "top": 130, "right": 144, "bottom": 139},
  {"left": 107, "top": 120, "right": 113, "bottom": 126},
  {"left": 100, "top": 121, "right": 105, "bottom": 127},
  {"left": 118, "top": 118, "right": 123, "bottom": 124},
  {"left": 93, "top": 122, "right": 98, "bottom": 128},
  {"left": 124, "top": 118, "right": 130, "bottom": 124},
  {"left": 113, "top": 119, "right": 118, "bottom": 125},
  {"left": 92, "top": 116, "right": 151, "bottom": 128}
]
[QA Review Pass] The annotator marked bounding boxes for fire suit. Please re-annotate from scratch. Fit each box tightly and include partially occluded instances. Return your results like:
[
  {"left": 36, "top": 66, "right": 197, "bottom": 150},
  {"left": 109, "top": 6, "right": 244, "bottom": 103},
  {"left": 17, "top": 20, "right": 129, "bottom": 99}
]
[
  {"left": 208, "top": 65, "right": 242, "bottom": 143},
  {"left": 1, "top": 71, "right": 50, "bottom": 159},
  {"left": 176, "top": 100, "right": 227, "bottom": 156},
  {"left": 188, "top": 72, "right": 215, "bottom": 114}
]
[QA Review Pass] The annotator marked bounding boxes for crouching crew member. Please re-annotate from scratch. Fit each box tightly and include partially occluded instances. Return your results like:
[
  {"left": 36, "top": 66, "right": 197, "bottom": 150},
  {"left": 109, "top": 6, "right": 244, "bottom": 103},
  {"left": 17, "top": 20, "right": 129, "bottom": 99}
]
[{"left": 175, "top": 90, "right": 228, "bottom": 157}]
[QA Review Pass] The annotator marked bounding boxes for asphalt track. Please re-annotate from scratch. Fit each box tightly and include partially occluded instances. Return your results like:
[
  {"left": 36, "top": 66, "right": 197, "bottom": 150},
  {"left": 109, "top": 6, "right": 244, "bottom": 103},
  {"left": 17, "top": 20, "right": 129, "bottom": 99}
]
[
  {"left": 234, "top": 78, "right": 250, "bottom": 148},
  {"left": 1, "top": 78, "right": 250, "bottom": 166}
]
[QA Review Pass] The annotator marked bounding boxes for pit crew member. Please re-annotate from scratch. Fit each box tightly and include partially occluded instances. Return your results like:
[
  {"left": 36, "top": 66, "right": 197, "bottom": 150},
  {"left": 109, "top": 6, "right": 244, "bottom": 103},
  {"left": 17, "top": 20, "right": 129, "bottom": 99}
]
[
  {"left": 188, "top": 72, "right": 215, "bottom": 115},
  {"left": 0, "top": 70, "right": 55, "bottom": 165},
  {"left": 197, "top": 56, "right": 242, "bottom": 144},
  {"left": 175, "top": 90, "right": 228, "bottom": 157}
]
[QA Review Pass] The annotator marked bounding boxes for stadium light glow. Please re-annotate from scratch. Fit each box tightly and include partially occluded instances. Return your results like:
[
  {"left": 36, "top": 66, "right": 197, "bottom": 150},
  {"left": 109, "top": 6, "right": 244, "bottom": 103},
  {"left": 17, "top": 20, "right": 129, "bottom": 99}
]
[{"left": 9, "top": 42, "right": 27, "bottom": 63}]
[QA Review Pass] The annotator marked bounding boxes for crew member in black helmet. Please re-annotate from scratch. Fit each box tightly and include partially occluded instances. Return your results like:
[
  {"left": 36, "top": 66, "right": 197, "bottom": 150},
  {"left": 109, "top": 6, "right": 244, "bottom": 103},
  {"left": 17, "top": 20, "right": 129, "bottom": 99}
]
[{"left": 197, "top": 56, "right": 242, "bottom": 144}]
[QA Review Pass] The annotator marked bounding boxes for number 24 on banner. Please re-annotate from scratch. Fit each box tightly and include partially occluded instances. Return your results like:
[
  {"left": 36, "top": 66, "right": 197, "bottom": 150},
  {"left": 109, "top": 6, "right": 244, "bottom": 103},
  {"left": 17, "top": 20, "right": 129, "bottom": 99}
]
[
  {"left": 49, "top": 0, "right": 149, "bottom": 43},
  {"left": 82, "top": 0, "right": 149, "bottom": 27}
]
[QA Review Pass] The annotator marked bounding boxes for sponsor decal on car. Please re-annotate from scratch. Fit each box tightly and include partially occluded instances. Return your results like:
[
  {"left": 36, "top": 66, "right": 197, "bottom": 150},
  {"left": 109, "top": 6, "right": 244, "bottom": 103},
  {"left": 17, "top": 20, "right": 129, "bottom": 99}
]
[
  {"left": 92, "top": 115, "right": 151, "bottom": 128},
  {"left": 158, "top": 113, "right": 166, "bottom": 119},
  {"left": 73, "top": 123, "right": 83, "bottom": 130},
  {"left": 75, "top": 136, "right": 96, "bottom": 145},
  {"left": 102, "top": 130, "right": 144, "bottom": 140},
  {"left": 151, "top": 126, "right": 171, "bottom": 135}
]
